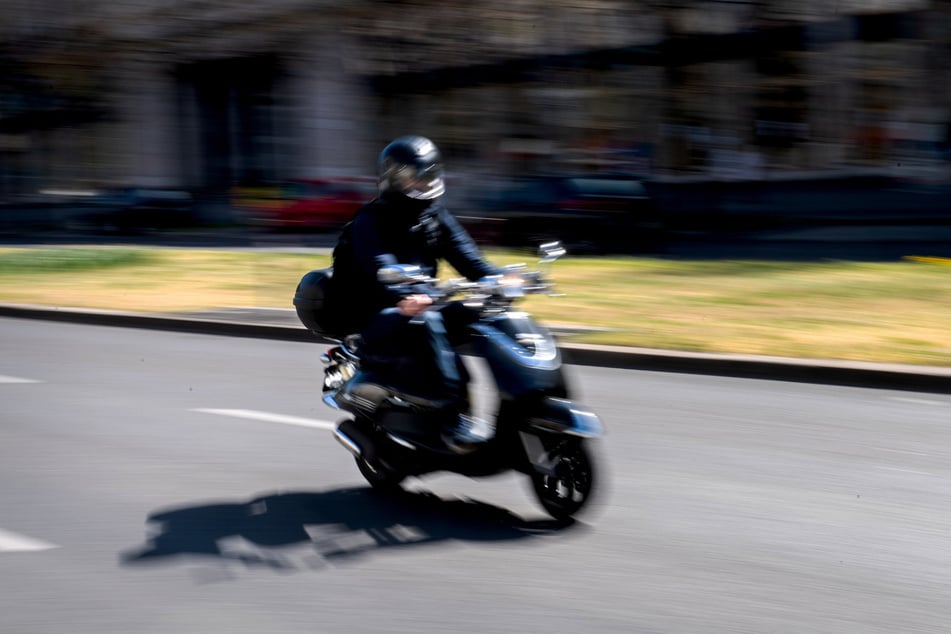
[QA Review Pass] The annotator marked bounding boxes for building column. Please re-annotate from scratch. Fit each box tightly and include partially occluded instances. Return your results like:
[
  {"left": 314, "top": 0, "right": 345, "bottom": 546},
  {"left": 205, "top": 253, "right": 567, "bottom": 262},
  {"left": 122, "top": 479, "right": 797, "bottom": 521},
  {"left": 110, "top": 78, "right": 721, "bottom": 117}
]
[
  {"left": 286, "top": 31, "right": 375, "bottom": 179},
  {"left": 107, "top": 56, "right": 181, "bottom": 188}
]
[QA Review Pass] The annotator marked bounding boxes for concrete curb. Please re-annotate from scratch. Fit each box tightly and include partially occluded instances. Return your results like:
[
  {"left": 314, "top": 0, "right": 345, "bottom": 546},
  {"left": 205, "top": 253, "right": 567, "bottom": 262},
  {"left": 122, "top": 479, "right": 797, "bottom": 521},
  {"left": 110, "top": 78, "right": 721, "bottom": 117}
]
[
  {"left": 557, "top": 342, "right": 951, "bottom": 395},
  {"left": 3, "top": 302, "right": 951, "bottom": 395}
]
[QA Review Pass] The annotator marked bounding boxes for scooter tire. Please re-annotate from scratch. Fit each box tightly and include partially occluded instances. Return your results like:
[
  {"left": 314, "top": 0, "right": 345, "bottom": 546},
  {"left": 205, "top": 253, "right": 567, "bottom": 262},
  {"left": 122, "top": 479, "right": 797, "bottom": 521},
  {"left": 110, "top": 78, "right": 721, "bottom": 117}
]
[
  {"left": 356, "top": 455, "right": 405, "bottom": 492},
  {"left": 530, "top": 439, "right": 595, "bottom": 521}
]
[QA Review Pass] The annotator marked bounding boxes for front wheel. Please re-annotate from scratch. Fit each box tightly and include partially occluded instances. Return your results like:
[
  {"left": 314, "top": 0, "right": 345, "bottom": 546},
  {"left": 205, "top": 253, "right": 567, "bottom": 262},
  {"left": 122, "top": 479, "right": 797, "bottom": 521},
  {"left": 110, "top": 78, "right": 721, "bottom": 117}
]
[{"left": 530, "top": 440, "right": 596, "bottom": 521}]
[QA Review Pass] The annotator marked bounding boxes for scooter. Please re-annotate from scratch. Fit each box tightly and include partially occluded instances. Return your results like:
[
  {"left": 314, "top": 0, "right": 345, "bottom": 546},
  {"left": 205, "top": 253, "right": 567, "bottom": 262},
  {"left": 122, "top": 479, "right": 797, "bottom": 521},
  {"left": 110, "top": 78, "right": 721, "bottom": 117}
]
[{"left": 294, "top": 242, "right": 603, "bottom": 521}]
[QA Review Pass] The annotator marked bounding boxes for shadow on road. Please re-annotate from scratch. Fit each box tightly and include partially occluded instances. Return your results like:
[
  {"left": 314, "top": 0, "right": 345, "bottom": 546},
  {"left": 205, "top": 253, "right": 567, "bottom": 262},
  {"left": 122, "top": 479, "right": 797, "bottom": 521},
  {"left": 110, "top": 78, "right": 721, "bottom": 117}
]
[{"left": 120, "top": 487, "right": 579, "bottom": 575}]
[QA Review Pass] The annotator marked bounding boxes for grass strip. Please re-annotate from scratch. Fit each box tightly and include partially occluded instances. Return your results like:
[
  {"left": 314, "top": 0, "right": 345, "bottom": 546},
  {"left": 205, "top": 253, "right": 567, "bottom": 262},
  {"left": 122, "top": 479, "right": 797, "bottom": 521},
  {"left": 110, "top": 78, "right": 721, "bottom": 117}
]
[{"left": 0, "top": 246, "right": 949, "bottom": 367}]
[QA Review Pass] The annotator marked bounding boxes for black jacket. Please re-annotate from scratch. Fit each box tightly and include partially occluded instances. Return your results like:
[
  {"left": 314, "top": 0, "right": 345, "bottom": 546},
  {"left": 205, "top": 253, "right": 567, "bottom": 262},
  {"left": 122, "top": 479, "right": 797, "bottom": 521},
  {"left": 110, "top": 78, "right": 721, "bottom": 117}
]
[{"left": 330, "top": 193, "right": 500, "bottom": 332}]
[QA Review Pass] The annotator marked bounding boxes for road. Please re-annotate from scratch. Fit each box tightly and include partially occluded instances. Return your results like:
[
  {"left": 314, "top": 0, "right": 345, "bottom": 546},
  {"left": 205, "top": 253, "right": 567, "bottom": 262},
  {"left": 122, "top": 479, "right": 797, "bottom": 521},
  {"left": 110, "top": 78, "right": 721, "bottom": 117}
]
[{"left": 3, "top": 317, "right": 951, "bottom": 633}]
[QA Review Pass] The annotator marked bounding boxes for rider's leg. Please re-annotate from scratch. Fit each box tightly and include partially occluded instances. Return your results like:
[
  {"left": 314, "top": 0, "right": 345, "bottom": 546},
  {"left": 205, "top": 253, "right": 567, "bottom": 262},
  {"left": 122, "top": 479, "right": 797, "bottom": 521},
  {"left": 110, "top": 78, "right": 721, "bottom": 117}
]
[
  {"left": 419, "top": 310, "right": 462, "bottom": 397},
  {"left": 420, "top": 310, "right": 492, "bottom": 453}
]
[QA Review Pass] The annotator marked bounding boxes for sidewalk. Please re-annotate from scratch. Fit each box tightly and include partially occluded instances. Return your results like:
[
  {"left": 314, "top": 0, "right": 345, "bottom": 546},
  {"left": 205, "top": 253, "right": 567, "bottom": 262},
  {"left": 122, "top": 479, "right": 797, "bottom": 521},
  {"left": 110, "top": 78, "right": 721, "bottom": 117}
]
[{"left": 2, "top": 302, "right": 950, "bottom": 395}]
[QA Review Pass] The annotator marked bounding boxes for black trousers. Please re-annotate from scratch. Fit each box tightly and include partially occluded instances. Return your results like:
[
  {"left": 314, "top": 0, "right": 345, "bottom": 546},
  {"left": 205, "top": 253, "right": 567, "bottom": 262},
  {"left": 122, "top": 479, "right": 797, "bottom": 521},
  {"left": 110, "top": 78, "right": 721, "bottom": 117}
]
[{"left": 359, "top": 302, "right": 479, "bottom": 405}]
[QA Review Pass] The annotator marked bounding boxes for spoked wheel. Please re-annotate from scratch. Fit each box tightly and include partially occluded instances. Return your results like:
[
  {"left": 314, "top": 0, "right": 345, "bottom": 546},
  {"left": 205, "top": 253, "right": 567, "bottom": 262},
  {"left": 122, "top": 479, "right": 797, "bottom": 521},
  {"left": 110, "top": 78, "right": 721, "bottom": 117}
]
[
  {"left": 355, "top": 455, "right": 405, "bottom": 493},
  {"left": 530, "top": 440, "right": 595, "bottom": 521}
]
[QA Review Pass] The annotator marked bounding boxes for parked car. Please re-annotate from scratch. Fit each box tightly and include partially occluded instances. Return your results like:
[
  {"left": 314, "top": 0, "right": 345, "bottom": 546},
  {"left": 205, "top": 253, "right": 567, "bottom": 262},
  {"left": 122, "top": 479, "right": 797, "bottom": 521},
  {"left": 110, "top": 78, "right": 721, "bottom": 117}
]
[
  {"left": 76, "top": 187, "right": 195, "bottom": 233},
  {"left": 462, "top": 174, "right": 663, "bottom": 253},
  {"left": 248, "top": 178, "right": 376, "bottom": 231}
]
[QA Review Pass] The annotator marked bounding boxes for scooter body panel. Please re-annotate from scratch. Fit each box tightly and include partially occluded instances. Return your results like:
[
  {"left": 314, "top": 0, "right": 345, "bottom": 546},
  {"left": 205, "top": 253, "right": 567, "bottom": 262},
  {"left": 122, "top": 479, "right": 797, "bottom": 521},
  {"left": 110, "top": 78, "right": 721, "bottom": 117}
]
[{"left": 470, "top": 312, "right": 568, "bottom": 399}]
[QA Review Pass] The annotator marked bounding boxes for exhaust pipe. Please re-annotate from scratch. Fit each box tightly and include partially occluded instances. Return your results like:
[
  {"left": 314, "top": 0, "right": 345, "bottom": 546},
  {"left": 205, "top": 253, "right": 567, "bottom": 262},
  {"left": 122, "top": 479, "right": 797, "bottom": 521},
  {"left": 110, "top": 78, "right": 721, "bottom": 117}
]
[{"left": 334, "top": 427, "right": 362, "bottom": 458}]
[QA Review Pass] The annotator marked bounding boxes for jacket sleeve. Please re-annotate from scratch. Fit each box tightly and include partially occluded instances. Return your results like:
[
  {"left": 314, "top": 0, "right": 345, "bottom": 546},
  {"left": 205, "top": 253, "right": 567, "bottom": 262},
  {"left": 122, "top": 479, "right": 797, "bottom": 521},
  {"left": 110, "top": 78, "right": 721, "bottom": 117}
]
[{"left": 436, "top": 206, "right": 502, "bottom": 281}]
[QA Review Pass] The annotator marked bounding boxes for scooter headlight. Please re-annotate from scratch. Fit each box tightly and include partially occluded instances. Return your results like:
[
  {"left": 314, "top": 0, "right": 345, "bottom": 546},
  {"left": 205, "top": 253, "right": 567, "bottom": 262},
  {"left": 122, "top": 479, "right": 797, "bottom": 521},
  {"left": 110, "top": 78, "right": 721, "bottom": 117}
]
[{"left": 515, "top": 332, "right": 543, "bottom": 354}]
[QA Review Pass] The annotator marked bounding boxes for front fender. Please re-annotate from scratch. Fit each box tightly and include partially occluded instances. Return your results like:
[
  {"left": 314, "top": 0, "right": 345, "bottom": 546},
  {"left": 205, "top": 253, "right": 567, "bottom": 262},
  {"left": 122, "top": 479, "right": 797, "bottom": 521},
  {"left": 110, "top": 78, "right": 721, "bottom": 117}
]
[{"left": 524, "top": 397, "right": 604, "bottom": 438}]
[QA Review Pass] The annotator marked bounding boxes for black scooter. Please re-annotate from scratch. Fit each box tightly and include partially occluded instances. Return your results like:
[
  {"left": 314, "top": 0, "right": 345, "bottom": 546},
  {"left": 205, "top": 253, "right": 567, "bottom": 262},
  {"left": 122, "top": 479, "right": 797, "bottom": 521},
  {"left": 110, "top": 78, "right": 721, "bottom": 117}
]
[{"left": 294, "top": 243, "right": 603, "bottom": 520}]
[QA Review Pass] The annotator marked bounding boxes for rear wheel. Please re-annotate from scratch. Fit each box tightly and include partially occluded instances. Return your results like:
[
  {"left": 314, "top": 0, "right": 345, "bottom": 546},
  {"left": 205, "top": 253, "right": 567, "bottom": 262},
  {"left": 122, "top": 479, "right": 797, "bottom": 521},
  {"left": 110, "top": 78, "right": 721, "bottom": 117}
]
[
  {"left": 530, "top": 440, "right": 595, "bottom": 521},
  {"left": 355, "top": 455, "right": 405, "bottom": 492}
]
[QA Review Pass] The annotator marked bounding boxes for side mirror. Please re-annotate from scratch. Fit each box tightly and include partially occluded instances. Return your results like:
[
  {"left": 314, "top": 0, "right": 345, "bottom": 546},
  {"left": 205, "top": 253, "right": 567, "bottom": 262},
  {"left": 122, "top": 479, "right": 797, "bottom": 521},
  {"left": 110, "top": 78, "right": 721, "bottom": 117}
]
[{"left": 538, "top": 241, "right": 566, "bottom": 264}]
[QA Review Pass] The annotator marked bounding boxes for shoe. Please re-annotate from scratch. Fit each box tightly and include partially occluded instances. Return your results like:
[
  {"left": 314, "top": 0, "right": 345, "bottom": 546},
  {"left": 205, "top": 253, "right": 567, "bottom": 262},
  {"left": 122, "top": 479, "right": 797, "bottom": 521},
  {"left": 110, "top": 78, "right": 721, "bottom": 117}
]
[{"left": 443, "top": 414, "right": 493, "bottom": 455}]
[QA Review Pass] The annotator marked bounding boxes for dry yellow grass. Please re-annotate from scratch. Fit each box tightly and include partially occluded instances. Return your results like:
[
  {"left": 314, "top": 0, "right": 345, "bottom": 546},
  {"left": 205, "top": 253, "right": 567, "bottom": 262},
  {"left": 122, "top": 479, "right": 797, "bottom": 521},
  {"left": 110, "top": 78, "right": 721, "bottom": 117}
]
[{"left": 1, "top": 246, "right": 949, "bottom": 367}]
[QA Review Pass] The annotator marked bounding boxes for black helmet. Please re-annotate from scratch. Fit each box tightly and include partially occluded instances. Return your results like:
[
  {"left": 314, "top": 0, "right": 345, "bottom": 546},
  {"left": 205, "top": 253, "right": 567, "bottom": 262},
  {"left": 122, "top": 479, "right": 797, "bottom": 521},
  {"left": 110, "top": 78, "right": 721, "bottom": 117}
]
[{"left": 378, "top": 135, "right": 445, "bottom": 200}]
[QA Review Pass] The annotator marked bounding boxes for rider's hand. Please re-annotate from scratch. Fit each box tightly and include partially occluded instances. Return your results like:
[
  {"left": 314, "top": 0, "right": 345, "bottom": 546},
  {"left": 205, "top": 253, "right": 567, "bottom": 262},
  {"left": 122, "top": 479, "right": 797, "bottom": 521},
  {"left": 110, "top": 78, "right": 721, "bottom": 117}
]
[{"left": 397, "top": 293, "right": 433, "bottom": 317}]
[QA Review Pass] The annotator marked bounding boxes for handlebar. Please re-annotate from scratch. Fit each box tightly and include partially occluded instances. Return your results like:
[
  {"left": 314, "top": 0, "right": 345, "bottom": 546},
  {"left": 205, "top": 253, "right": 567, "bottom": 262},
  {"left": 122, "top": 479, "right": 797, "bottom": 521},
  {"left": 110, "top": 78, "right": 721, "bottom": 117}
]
[
  {"left": 436, "top": 266, "right": 553, "bottom": 306},
  {"left": 376, "top": 240, "right": 565, "bottom": 315},
  {"left": 380, "top": 264, "right": 557, "bottom": 316}
]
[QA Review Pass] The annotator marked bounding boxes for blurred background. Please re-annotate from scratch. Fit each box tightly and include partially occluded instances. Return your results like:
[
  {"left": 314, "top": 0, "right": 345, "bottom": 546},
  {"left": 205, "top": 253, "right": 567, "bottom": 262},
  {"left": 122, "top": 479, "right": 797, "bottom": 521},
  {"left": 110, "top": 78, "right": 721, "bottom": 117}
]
[{"left": 1, "top": 0, "right": 949, "bottom": 254}]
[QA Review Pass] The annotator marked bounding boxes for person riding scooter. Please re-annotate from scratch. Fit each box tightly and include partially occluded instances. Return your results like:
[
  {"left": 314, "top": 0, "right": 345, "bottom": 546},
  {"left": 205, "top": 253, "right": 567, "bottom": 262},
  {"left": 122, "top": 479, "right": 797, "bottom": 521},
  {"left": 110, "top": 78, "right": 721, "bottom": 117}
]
[{"left": 326, "top": 135, "right": 501, "bottom": 453}]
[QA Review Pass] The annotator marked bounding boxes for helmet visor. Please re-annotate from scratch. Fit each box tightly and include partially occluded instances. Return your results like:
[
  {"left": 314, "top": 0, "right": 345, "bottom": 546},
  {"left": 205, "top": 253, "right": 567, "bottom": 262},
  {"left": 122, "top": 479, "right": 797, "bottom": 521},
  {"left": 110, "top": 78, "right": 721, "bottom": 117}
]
[{"left": 400, "top": 163, "right": 445, "bottom": 200}]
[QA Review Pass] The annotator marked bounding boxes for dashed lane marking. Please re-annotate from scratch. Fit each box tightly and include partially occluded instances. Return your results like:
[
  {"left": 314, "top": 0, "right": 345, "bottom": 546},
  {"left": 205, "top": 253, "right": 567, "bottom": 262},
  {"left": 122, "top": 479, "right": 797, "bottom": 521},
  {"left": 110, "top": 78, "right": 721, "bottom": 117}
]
[
  {"left": 0, "top": 375, "right": 41, "bottom": 384},
  {"left": 192, "top": 408, "right": 336, "bottom": 430},
  {"left": 888, "top": 396, "right": 946, "bottom": 407},
  {"left": 0, "top": 528, "right": 59, "bottom": 553}
]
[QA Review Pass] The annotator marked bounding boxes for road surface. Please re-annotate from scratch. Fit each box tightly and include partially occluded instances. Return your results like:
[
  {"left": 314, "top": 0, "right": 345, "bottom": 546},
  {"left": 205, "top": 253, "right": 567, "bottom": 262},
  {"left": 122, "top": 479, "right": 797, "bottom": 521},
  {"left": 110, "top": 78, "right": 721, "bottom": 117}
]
[{"left": 2, "top": 317, "right": 951, "bottom": 633}]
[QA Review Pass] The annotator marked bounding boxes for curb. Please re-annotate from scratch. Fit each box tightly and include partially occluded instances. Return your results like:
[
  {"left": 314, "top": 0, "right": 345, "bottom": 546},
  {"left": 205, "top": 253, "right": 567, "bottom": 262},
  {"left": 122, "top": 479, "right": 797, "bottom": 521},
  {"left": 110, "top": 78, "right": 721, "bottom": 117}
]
[
  {"left": 3, "top": 303, "right": 951, "bottom": 395},
  {"left": 557, "top": 343, "right": 951, "bottom": 395}
]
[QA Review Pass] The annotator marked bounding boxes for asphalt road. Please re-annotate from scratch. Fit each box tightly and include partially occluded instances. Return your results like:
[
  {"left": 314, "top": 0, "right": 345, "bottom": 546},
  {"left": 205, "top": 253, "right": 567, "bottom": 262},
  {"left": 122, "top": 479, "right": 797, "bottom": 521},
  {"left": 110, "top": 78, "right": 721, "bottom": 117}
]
[{"left": 3, "top": 317, "right": 951, "bottom": 633}]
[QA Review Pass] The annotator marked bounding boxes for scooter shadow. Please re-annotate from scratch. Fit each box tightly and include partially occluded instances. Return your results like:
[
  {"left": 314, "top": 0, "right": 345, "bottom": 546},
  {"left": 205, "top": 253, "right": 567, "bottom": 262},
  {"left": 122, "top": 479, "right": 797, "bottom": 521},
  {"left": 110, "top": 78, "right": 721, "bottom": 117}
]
[{"left": 120, "top": 487, "right": 581, "bottom": 574}]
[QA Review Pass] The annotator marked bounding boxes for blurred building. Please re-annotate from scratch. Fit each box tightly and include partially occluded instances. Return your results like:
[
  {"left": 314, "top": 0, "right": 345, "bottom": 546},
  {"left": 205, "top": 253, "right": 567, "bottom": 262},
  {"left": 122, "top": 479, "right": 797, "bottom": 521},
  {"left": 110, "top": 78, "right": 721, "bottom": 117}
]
[{"left": 1, "top": 1, "right": 949, "bottom": 217}]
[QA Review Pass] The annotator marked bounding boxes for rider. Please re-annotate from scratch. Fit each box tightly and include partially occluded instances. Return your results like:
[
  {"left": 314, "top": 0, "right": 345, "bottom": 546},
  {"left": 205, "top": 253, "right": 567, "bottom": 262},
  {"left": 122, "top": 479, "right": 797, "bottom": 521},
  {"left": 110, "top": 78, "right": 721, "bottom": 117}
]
[{"left": 329, "top": 135, "right": 500, "bottom": 453}]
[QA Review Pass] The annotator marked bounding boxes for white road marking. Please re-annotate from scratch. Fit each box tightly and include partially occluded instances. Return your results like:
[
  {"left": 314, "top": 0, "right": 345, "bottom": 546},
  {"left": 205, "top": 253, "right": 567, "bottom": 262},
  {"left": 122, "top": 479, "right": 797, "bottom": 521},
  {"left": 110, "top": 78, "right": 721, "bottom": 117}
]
[
  {"left": 873, "top": 447, "right": 933, "bottom": 457},
  {"left": 877, "top": 466, "right": 945, "bottom": 477},
  {"left": 0, "top": 375, "right": 41, "bottom": 384},
  {"left": 192, "top": 408, "right": 336, "bottom": 430},
  {"left": 0, "top": 528, "right": 59, "bottom": 553},
  {"left": 887, "top": 396, "right": 946, "bottom": 407}
]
